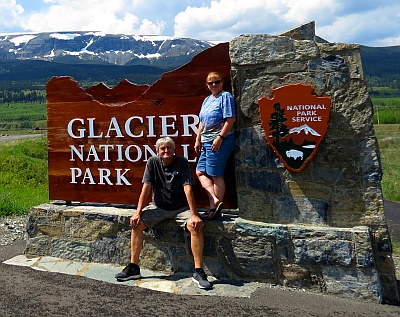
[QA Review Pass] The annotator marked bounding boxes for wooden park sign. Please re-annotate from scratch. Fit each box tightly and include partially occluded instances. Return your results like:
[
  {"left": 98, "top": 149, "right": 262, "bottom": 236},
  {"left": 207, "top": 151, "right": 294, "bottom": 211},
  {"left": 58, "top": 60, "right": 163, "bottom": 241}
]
[
  {"left": 258, "top": 84, "right": 331, "bottom": 172},
  {"left": 46, "top": 43, "right": 237, "bottom": 208}
]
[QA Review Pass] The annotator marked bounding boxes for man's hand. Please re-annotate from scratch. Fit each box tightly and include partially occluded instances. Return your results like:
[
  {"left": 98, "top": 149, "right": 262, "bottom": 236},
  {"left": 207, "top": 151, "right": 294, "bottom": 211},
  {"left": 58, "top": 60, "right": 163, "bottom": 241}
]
[
  {"left": 190, "top": 213, "right": 203, "bottom": 232},
  {"left": 130, "top": 213, "right": 141, "bottom": 229}
]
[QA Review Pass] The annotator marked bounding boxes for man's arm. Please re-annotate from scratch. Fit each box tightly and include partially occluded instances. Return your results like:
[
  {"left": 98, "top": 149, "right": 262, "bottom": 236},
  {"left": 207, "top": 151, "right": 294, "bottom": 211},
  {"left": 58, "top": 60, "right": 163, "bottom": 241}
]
[
  {"left": 130, "top": 182, "right": 152, "bottom": 228},
  {"left": 183, "top": 184, "right": 203, "bottom": 231}
]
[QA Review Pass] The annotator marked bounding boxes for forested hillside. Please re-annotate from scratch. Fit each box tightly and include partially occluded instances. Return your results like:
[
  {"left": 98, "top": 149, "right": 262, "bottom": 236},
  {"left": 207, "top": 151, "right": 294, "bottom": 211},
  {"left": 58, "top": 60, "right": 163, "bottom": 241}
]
[
  {"left": 0, "top": 59, "right": 168, "bottom": 89},
  {"left": 360, "top": 45, "right": 400, "bottom": 88}
]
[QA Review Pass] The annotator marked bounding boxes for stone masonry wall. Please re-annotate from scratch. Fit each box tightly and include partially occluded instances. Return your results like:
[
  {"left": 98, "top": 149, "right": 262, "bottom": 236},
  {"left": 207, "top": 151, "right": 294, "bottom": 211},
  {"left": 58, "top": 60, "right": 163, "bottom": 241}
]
[
  {"left": 229, "top": 22, "right": 398, "bottom": 304},
  {"left": 25, "top": 202, "right": 383, "bottom": 302}
]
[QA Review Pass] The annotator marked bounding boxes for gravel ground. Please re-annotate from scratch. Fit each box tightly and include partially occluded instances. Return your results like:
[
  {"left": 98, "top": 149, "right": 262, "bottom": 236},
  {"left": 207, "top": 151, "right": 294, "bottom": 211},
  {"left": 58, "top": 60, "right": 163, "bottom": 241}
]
[{"left": 0, "top": 214, "right": 28, "bottom": 246}]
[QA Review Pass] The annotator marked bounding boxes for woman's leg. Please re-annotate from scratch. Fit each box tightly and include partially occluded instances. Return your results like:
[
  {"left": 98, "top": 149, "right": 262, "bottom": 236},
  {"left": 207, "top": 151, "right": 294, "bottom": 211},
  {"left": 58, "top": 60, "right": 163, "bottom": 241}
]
[
  {"left": 196, "top": 170, "right": 220, "bottom": 208},
  {"left": 212, "top": 176, "right": 225, "bottom": 203}
]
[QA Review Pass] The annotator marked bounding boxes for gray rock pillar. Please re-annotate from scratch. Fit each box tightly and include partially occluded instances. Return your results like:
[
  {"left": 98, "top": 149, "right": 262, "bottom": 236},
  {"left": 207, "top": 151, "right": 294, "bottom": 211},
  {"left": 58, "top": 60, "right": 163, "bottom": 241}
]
[{"left": 229, "top": 21, "right": 398, "bottom": 304}]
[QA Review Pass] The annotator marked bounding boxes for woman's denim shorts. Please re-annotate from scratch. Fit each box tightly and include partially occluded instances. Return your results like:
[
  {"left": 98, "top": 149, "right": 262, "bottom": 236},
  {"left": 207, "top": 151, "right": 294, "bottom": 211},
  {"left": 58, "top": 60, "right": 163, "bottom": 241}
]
[{"left": 196, "top": 134, "right": 234, "bottom": 177}]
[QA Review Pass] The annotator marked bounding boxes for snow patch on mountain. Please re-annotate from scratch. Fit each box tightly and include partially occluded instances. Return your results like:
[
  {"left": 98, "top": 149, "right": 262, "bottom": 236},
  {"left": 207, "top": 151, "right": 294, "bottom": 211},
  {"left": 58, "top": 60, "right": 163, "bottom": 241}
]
[
  {"left": 84, "top": 32, "right": 106, "bottom": 37},
  {"left": 9, "top": 35, "right": 36, "bottom": 46},
  {"left": 131, "top": 35, "right": 175, "bottom": 42},
  {"left": 50, "top": 33, "right": 81, "bottom": 40},
  {"left": 135, "top": 52, "right": 161, "bottom": 59}
]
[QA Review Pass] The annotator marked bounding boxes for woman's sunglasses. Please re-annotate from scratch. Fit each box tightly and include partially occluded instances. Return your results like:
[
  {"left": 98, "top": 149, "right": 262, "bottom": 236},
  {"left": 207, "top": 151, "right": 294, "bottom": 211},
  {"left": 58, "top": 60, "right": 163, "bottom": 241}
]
[{"left": 207, "top": 80, "right": 221, "bottom": 85}]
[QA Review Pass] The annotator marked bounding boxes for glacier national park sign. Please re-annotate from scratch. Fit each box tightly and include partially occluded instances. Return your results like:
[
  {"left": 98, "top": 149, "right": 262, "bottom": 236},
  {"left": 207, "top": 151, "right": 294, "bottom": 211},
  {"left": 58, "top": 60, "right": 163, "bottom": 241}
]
[
  {"left": 46, "top": 43, "right": 237, "bottom": 208},
  {"left": 258, "top": 84, "right": 331, "bottom": 172}
]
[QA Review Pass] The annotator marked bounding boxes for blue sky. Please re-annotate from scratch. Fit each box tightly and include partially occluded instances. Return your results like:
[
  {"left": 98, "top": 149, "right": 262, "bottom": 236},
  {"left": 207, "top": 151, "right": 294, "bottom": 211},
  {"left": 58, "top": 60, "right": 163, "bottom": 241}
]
[{"left": 1, "top": 0, "right": 399, "bottom": 46}]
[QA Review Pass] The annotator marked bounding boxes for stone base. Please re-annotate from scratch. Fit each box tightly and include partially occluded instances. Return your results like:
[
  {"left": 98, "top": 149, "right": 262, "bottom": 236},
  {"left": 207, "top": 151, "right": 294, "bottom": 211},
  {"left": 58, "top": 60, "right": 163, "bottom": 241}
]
[{"left": 25, "top": 202, "right": 396, "bottom": 303}]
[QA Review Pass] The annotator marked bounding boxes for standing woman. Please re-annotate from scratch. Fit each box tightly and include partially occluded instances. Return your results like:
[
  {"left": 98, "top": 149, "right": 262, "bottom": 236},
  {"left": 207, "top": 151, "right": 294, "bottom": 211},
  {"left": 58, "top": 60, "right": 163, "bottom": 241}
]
[{"left": 194, "top": 72, "right": 236, "bottom": 219}]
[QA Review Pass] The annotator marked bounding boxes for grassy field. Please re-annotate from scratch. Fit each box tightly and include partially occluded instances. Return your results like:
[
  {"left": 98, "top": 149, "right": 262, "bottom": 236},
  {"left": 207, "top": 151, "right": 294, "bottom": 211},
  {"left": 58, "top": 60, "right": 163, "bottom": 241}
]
[
  {"left": 0, "top": 101, "right": 47, "bottom": 131},
  {"left": 0, "top": 136, "right": 48, "bottom": 216},
  {"left": 371, "top": 124, "right": 400, "bottom": 252},
  {"left": 372, "top": 98, "right": 400, "bottom": 124},
  {"left": 374, "top": 124, "right": 400, "bottom": 202},
  {"left": 370, "top": 86, "right": 400, "bottom": 124}
]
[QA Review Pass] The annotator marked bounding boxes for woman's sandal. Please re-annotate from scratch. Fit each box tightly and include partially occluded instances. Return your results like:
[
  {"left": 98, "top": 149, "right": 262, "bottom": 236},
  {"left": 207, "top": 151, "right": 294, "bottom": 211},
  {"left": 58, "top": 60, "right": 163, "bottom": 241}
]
[
  {"left": 199, "top": 210, "right": 211, "bottom": 219},
  {"left": 208, "top": 202, "right": 223, "bottom": 220}
]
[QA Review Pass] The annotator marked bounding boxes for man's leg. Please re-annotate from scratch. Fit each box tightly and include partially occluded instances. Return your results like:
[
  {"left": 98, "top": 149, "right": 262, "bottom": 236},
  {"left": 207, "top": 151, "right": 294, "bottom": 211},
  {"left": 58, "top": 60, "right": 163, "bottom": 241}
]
[
  {"left": 130, "top": 221, "right": 147, "bottom": 264},
  {"left": 187, "top": 219, "right": 212, "bottom": 289},
  {"left": 186, "top": 220, "right": 204, "bottom": 268},
  {"left": 115, "top": 221, "right": 147, "bottom": 281}
]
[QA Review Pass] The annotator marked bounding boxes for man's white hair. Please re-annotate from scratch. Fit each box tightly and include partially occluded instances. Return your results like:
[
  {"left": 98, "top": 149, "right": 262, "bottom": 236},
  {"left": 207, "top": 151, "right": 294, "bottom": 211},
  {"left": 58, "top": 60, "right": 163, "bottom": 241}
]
[{"left": 155, "top": 137, "right": 175, "bottom": 152}]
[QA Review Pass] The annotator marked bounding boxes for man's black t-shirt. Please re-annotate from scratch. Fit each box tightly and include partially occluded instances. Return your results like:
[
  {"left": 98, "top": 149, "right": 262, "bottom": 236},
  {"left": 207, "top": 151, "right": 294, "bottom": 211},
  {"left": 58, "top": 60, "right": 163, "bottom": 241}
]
[{"left": 142, "top": 155, "right": 194, "bottom": 211}]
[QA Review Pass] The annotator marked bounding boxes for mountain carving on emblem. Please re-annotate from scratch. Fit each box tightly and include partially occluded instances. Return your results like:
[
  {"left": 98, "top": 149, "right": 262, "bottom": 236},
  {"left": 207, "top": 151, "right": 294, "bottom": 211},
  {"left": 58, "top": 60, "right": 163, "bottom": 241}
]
[
  {"left": 289, "top": 124, "right": 321, "bottom": 136},
  {"left": 286, "top": 124, "right": 321, "bottom": 145}
]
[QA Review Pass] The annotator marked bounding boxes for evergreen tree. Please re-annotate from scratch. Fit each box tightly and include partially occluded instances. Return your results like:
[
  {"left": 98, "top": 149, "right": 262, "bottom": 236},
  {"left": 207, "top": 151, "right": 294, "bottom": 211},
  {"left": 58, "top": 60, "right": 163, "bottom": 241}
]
[{"left": 268, "top": 102, "right": 289, "bottom": 144}]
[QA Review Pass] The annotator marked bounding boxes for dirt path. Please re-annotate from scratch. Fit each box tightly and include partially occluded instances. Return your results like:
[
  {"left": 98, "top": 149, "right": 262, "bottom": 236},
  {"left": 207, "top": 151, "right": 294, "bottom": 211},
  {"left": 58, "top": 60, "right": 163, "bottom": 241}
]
[{"left": 0, "top": 134, "right": 44, "bottom": 143}]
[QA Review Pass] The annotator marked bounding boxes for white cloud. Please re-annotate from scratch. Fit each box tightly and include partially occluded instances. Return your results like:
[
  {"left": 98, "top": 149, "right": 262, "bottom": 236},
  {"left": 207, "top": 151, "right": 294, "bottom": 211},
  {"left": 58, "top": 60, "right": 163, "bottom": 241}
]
[
  {"left": 281, "top": 0, "right": 339, "bottom": 24},
  {"left": 376, "top": 36, "right": 400, "bottom": 47},
  {"left": 317, "top": 5, "right": 400, "bottom": 46},
  {"left": 174, "top": 1, "right": 290, "bottom": 41},
  {"left": 20, "top": 0, "right": 165, "bottom": 35},
  {"left": 173, "top": 0, "right": 348, "bottom": 41},
  {"left": 0, "top": 0, "right": 399, "bottom": 46},
  {"left": 137, "top": 19, "right": 166, "bottom": 35},
  {"left": 0, "top": 0, "right": 24, "bottom": 31},
  {"left": 173, "top": 0, "right": 400, "bottom": 46}
]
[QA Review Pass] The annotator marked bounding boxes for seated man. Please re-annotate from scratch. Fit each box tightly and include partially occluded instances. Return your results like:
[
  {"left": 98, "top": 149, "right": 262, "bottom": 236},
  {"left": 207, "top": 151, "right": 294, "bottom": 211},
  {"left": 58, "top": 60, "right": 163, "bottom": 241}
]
[{"left": 115, "top": 137, "right": 212, "bottom": 290}]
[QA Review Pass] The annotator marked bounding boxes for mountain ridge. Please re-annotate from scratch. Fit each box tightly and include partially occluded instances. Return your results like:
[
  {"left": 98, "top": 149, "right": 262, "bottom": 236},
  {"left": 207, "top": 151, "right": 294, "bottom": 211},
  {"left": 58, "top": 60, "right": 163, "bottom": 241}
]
[
  {"left": 0, "top": 31, "right": 398, "bottom": 89},
  {"left": 0, "top": 32, "right": 213, "bottom": 67}
]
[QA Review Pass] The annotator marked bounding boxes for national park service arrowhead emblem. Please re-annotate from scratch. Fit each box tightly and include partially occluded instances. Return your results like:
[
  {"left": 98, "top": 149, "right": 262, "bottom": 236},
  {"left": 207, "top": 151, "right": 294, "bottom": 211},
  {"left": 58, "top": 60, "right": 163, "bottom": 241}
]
[{"left": 258, "top": 84, "right": 331, "bottom": 172}]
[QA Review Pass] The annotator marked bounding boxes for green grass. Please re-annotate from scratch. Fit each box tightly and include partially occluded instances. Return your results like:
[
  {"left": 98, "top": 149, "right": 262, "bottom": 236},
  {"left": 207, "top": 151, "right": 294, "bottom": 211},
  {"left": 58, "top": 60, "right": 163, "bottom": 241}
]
[
  {"left": 371, "top": 97, "right": 400, "bottom": 124},
  {"left": 374, "top": 124, "right": 400, "bottom": 203},
  {"left": 0, "top": 101, "right": 47, "bottom": 130},
  {"left": 370, "top": 86, "right": 400, "bottom": 124},
  {"left": 392, "top": 240, "right": 400, "bottom": 255},
  {"left": 0, "top": 136, "right": 49, "bottom": 216},
  {"left": 375, "top": 124, "right": 400, "bottom": 255}
]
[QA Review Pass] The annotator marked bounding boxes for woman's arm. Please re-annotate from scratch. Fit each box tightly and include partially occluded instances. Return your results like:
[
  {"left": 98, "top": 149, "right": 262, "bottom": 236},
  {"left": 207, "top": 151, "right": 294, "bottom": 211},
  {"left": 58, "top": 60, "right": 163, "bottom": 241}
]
[
  {"left": 211, "top": 117, "right": 236, "bottom": 151},
  {"left": 194, "top": 121, "right": 203, "bottom": 154}
]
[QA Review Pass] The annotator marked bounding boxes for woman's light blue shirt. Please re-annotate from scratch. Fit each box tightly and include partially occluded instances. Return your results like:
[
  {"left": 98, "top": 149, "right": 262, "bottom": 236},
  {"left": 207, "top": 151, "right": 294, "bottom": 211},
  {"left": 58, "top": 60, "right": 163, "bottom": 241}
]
[{"left": 199, "top": 91, "right": 235, "bottom": 143}]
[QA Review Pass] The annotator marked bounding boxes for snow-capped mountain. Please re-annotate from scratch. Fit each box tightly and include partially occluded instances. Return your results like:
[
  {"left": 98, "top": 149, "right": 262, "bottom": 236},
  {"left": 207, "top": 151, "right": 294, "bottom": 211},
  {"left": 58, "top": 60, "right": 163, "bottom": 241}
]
[
  {"left": 289, "top": 124, "right": 321, "bottom": 136},
  {"left": 0, "top": 32, "right": 213, "bottom": 67}
]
